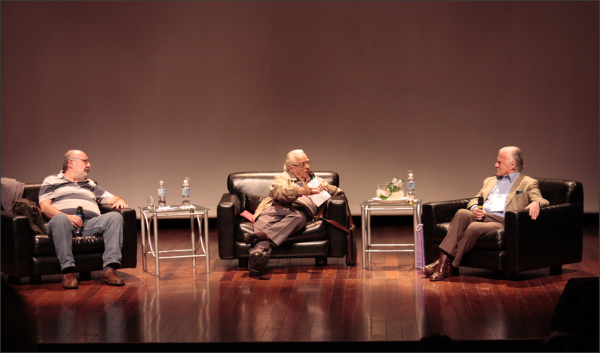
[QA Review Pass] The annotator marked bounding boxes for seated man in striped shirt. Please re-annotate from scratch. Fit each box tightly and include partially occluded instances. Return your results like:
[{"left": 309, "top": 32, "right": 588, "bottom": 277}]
[{"left": 39, "top": 150, "right": 129, "bottom": 289}]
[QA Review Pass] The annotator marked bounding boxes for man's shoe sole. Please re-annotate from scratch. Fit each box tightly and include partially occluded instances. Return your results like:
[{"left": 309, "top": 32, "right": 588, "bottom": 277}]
[{"left": 248, "top": 251, "right": 270, "bottom": 276}]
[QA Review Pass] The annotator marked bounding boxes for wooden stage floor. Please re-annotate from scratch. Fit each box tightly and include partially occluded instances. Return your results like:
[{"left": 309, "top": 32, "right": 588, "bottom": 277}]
[{"left": 3, "top": 221, "right": 598, "bottom": 350}]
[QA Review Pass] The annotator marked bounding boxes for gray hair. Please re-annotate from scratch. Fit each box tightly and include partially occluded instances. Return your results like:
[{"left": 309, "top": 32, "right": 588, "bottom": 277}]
[
  {"left": 500, "top": 146, "right": 524, "bottom": 172},
  {"left": 62, "top": 150, "right": 78, "bottom": 172},
  {"left": 284, "top": 149, "right": 304, "bottom": 171}
]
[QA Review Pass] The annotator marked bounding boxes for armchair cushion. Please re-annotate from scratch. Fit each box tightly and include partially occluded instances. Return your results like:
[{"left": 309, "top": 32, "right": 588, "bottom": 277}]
[
  {"left": 238, "top": 219, "right": 328, "bottom": 244},
  {"left": 33, "top": 234, "right": 105, "bottom": 256}
]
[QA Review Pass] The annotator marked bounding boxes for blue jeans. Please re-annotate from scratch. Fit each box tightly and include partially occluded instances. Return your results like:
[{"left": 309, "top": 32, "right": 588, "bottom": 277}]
[{"left": 45, "top": 212, "right": 123, "bottom": 271}]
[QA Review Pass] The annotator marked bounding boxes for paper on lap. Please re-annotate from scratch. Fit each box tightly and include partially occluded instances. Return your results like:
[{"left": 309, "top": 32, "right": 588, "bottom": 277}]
[{"left": 307, "top": 178, "right": 331, "bottom": 207}]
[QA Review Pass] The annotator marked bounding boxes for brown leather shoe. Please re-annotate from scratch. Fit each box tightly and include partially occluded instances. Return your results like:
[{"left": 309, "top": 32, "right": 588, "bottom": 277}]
[
  {"left": 421, "top": 259, "right": 440, "bottom": 278},
  {"left": 61, "top": 273, "right": 79, "bottom": 289},
  {"left": 101, "top": 268, "right": 125, "bottom": 286},
  {"left": 430, "top": 252, "right": 453, "bottom": 281}
]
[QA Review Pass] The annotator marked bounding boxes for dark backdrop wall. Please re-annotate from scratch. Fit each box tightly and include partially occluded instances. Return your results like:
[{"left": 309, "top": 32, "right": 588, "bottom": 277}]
[{"left": 2, "top": 1, "right": 598, "bottom": 215}]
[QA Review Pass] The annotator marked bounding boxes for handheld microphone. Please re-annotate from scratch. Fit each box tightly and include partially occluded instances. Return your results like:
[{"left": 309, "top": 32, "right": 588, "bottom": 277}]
[
  {"left": 76, "top": 206, "right": 84, "bottom": 236},
  {"left": 309, "top": 172, "right": 315, "bottom": 180},
  {"left": 477, "top": 196, "right": 484, "bottom": 221}
]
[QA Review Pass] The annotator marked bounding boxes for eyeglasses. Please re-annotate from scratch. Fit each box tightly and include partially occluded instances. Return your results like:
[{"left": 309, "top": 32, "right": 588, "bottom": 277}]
[
  {"left": 291, "top": 160, "right": 311, "bottom": 168},
  {"left": 71, "top": 158, "right": 90, "bottom": 164}
]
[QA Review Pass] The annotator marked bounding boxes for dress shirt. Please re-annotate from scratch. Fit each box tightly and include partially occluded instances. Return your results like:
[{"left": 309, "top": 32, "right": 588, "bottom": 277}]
[{"left": 481, "top": 171, "right": 520, "bottom": 217}]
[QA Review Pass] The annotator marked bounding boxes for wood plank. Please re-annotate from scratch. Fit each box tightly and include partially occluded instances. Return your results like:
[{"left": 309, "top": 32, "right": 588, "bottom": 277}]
[{"left": 2, "top": 224, "right": 597, "bottom": 346}]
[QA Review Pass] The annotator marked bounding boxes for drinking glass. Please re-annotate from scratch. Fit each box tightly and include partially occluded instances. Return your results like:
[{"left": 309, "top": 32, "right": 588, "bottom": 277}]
[
  {"left": 147, "top": 196, "right": 154, "bottom": 209},
  {"left": 377, "top": 183, "right": 388, "bottom": 198}
]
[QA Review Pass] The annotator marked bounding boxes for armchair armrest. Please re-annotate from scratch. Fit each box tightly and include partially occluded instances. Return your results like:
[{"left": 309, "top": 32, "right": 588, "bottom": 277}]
[
  {"left": 217, "top": 193, "right": 242, "bottom": 260},
  {"left": 324, "top": 195, "right": 352, "bottom": 258},
  {"left": 422, "top": 198, "right": 470, "bottom": 263},
  {"left": 504, "top": 202, "right": 583, "bottom": 276},
  {"left": 97, "top": 206, "right": 138, "bottom": 269},
  {"left": 1, "top": 211, "right": 33, "bottom": 277}
]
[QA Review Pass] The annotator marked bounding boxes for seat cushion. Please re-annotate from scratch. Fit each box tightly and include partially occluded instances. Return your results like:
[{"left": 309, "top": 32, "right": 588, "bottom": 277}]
[
  {"left": 434, "top": 222, "right": 504, "bottom": 251},
  {"left": 238, "top": 219, "right": 328, "bottom": 244},
  {"left": 473, "top": 229, "right": 504, "bottom": 251},
  {"left": 33, "top": 234, "right": 106, "bottom": 256}
]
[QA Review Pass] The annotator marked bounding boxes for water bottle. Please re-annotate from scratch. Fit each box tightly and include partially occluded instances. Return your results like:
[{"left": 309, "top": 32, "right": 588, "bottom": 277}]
[
  {"left": 182, "top": 177, "right": 190, "bottom": 206},
  {"left": 407, "top": 171, "right": 415, "bottom": 204},
  {"left": 76, "top": 206, "right": 84, "bottom": 236},
  {"left": 158, "top": 180, "right": 166, "bottom": 207}
]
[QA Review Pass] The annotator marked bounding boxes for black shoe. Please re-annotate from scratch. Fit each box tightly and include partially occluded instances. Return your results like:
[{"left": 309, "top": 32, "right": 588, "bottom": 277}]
[
  {"left": 248, "top": 251, "right": 270, "bottom": 276},
  {"left": 243, "top": 232, "right": 259, "bottom": 245},
  {"left": 243, "top": 231, "right": 267, "bottom": 245}
]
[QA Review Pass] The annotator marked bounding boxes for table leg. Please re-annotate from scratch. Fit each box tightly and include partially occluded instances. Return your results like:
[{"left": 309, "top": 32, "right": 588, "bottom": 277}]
[
  {"left": 413, "top": 203, "right": 418, "bottom": 269},
  {"left": 140, "top": 211, "right": 147, "bottom": 272},
  {"left": 153, "top": 214, "right": 160, "bottom": 277},
  {"left": 204, "top": 211, "right": 210, "bottom": 272},
  {"left": 361, "top": 206, "right": 367, "bottom": 269},
  {"left": 367, "top": 209, "right": 372, "bottom": 264},
  {"left": 413, "top": 200, "right": 422, "bottom": 269},
  {"left": 190, "top": 214, "right": 196, "bottom": 268}
]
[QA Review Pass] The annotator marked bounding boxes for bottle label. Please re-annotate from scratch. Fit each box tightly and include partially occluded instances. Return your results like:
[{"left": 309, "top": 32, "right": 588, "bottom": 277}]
[
  {"left": 158, "top": 189, "right": 166, "bottom": 196},
  {"left": 407, "top": 181, "right": 415, "bottom": 189},
  {"left": 182, "top": 188, "right": 190, "bottom": 196}
]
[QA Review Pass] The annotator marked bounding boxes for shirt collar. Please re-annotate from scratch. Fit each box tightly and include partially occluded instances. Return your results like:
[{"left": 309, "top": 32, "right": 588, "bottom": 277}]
[
  {"left": 57, "top": 171, "right": 90, "bottom": 184},
  {"left": 286, "top": 170, "right": 300, "bottom": 182},
  {"left": 497, "top": 171, "right": 520, "bottom": 182}
]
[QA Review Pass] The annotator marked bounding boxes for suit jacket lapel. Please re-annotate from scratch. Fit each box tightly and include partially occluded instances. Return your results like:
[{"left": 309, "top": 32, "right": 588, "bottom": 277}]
[
  {"left": 481, "top": 177, "right": 497, "bottom": 202},
  {"left": 505, "top": 173, "right": 524, "bottom": 208}
]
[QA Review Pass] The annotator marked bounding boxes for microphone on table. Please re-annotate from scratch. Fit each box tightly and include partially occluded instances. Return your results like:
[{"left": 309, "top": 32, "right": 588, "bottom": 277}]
[{"left": 76, "top": 206, "right": 84, "bottom": 236}]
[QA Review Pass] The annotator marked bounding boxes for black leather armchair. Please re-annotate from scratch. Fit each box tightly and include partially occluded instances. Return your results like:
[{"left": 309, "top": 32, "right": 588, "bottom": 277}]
[
  {"left": 422, "top": 178, "right": 583, "bottom": 279},
  {"left": 1, "top": 183, "right": 137, "bottom": 284},
  {"left": 217, "top": 172, "right": 356, "bottom": 267}
]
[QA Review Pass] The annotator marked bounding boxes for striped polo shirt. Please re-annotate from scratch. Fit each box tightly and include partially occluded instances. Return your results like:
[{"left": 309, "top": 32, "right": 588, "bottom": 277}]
[{"left": 39, "top": 172, "right": 114, "bottom": 219}]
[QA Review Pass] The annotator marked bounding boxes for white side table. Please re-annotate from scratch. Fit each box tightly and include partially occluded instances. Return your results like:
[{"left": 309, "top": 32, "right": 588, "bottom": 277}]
[
  {"left": 139, "top": 205, "right": 210, "bottom": 276},
  {"left": 360, "top": 199, "right": 422, "bottom": 269}
]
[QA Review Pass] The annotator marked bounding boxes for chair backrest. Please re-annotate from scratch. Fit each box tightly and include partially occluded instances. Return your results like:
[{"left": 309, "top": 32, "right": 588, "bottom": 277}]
[
  {"left": 23, "top": 184, "right": 43, "bottom": 205},
  {"left": 535, "top": 178, "right": 583, "bottom": 206},
  {"left": 227, "top": 171, "right": 339, "bottom": 211}
]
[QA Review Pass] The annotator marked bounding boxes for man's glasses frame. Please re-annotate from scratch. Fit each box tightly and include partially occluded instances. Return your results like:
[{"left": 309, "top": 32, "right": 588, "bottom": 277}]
[
  {"left": 71, "top": 158, "right": 90, "bottom": 164},
  {"left": 291, "top": 160, "right": 311, "bottom": 168}
]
